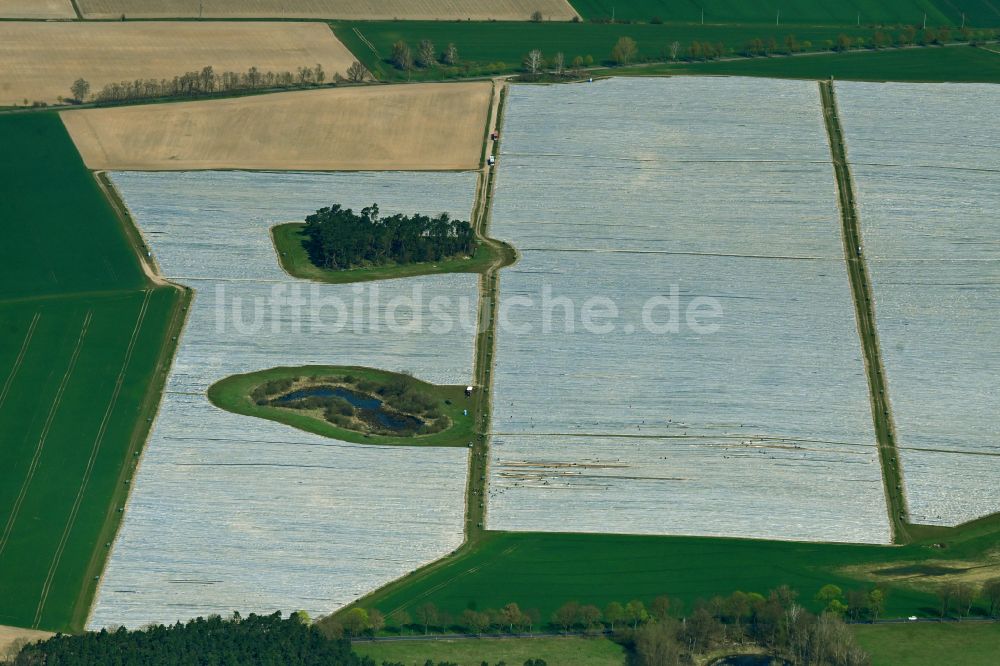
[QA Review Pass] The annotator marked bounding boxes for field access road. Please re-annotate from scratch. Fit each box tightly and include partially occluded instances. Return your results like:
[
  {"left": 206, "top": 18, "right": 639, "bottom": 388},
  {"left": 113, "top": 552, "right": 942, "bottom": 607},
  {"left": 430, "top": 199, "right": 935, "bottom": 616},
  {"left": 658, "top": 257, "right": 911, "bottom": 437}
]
[
  {"left": 467, "top": 79, "right": 515, "bottom": 541},
  {"left": 819, "top": 80, "right": 910, "bottom": 543}
]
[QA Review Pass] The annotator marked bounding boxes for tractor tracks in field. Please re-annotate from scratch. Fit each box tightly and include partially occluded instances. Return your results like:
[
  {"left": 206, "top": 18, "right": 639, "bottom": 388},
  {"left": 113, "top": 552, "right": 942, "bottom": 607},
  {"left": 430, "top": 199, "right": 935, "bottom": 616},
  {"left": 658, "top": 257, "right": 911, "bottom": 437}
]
[
  {"left": 33, "top": 290, "right": 153, "bottom": 628},
  {"left": 820, "top": 80, "right": 910, "bottom": 544},
  {"left": 0, "top": 312, "right": 40, "bottom": 412},
  {"left": 0, "top": 311, "right": 93, "bottom": 558}
]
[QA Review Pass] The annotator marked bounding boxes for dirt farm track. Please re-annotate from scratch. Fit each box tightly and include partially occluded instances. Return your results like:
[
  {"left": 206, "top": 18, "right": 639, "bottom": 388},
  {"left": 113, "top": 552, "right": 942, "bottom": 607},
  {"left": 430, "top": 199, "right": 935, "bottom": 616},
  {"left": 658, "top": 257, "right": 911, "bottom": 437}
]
[
  {"left": 61, "top": 82, "right": 493, "bottom": 171},
  {"left": 0, "top": 22, "right": 356, "bottom": 107},
  {"left": 76, "top": 0, "right": 579, "bottom": 20}
]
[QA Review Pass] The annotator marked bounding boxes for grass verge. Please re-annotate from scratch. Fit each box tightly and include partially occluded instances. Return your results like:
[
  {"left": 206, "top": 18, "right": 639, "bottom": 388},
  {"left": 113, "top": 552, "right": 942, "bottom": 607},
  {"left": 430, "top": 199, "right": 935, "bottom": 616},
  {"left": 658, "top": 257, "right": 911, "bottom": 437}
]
[
  {"left": 207, "top": 366, "right": 477, "bottom": 447},
  {"left": 355, "top": 635, "right": 626, "bottom": 666}
]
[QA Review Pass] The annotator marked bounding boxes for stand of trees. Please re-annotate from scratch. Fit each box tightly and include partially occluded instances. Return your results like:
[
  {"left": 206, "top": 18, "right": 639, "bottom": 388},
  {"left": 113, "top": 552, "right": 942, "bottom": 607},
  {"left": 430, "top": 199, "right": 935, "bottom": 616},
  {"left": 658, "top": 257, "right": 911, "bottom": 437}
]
[
  {"left": 302, "top": 203, "right": 475, "bottom": 271},
  {"left": 9, "top": 612, "right": 366, "bottom": 666},
  {"left": 69, "top": 61, "right": 370, "bottom": 105}
]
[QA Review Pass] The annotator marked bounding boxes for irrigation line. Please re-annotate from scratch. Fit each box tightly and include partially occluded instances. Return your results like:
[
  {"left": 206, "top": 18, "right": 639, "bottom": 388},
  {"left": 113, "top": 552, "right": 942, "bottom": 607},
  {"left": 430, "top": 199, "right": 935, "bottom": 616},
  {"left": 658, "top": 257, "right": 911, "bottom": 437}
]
[
  {"left": 33, "top": 290, "right": 153, "bottom": 628},
  {"left": 819, "top": 80, "right": 909, "bottom": 543},
  {"left": 0, "top": 310, "right": 93, "bottom": 557}
]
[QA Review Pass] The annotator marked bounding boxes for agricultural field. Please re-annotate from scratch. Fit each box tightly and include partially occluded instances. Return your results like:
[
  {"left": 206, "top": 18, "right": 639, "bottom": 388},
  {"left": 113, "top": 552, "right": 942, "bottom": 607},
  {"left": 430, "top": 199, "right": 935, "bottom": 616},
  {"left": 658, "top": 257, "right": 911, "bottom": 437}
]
[
  {"left": 0, "top": 22, "right": 355, "bottom": 107},
  {"left": 61, "top": 82, "right": 491, "bottom": 171},
  {"left": 624, "top": 45, "right": 1000, "bottom": 84},
  {"left": 570, "top": 0, "right": 1000, "bottom": 26},
  {"left": 77, "top": 0, "right": 578, "bottom": 21},
  {"left": 484, "top": 77, "right": 888, "bottom": 544},
  {"left": 0, "top": 0, "right": 74, "bottom": 18},
  {"left": 835, "top": 82, "right": 1000, "bottom": 527},
  {"left": 852, "top": 622, "right": 1000, "bottom": 666},
  {"left": 89, "top": 170, "right": 480, "bottom": 628},
  {"left": 0, "top": 114, "right": 182, "bottom": 632}
]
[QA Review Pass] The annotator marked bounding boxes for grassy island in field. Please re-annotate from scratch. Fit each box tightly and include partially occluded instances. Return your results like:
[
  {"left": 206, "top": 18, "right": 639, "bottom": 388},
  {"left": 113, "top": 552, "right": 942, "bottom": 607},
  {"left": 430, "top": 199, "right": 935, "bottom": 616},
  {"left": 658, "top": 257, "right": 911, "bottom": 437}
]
[
  {"left": 208, "top": 366, "right": 476, "bottom": 446},
  {"left": 272, "top": 222, "right": 504, "bottom": 284},
  {"left": 273, "top": 201, "right": 505, "bottom": 284}
]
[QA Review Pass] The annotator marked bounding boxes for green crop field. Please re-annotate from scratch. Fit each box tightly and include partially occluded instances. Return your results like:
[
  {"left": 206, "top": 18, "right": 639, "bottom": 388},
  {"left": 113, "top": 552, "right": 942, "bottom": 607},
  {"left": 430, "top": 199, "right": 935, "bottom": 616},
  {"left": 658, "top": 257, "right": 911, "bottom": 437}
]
[
  {"left": 619, "top": 44, "right": 1000, "bottom": 82},
  {"left": 569, "top": 0, "right": 1000, "bottom": 26},
  {"left": 0, "top": 114, "right": 184, "bottom": 632},
  {"left": 334, "top": 20, "right": 881, "bottom": 79},
  {"left": 852, "top": 622, "right": 1000, "bottom": 665},
  {"left": 356, "top": 636, "right": 626, "bottom": 666},
  {"left": 341, "top": 512, "right": 1000, "bottom": 628}
]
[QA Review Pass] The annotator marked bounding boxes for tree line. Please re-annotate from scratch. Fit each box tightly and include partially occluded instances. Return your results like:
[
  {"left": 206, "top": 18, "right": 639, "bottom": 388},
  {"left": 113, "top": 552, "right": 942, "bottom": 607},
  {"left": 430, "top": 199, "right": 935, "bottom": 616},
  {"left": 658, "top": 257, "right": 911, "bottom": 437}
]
[
  {"left": 512, "top": 24, "right": 1000, "bottom": 76},
  {"left": 302, "top": 203, "right": 475, "bottom": 271},
  {"left": 67, "top": 60, "right": 372, "bottom": 105},
  {"left": 325, "top": 584, "right": 879, "bottom": 665}
]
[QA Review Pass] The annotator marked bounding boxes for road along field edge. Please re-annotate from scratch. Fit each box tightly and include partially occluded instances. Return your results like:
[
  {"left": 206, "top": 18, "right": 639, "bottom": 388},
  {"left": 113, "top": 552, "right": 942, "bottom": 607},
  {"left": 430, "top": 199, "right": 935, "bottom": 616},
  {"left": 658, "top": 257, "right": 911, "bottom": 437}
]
[
  {"left": 818, "top": 80, "right": 909, "bottom": 544},
  {"left": 318, "top": 79, "right": 517, "bottom": 630}
]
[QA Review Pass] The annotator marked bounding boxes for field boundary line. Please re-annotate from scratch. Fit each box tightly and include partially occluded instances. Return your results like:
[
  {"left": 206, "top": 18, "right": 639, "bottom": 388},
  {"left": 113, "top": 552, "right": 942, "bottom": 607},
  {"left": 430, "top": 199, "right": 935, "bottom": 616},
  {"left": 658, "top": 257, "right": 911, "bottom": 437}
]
[
  {"left": 33, "top": 290, "right": 153, "bottom": 629},
  {"left": 0, "top": 311, "right": 93, "bottom": 557},
  {"left": 819, "top": 80, "right": 908, "bottom": 543},
  {"left": 0, "top": 312, "right": 40, "bottom": 412},
  {"left": 321, "top": 80, "right": 514, "bottom": 630}
]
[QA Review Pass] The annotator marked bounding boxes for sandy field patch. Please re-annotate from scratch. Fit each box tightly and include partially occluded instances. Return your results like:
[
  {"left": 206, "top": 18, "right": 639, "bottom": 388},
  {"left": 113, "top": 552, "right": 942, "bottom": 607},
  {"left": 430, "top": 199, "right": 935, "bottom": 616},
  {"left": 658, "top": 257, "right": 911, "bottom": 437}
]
[
  {"left": 77, "top": 0, "right": 578, "bottom": 20},
  {"left": 0, "top": 22, "right": 356, "bottom": 106},
  {"left": 0, "top": 0, "right": 74, "bottom": 18},
  {"left": 62, "top": 82, "right": 491, "bottom": 171},
  {"left": 0, "top": 626, "right": 53, "bottom": 660}
]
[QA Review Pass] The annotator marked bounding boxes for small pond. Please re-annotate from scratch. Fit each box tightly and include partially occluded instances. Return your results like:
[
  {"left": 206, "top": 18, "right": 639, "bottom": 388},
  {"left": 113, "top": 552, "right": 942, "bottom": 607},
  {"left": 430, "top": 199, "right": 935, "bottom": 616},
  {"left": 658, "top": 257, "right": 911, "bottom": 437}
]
[{"left": 275, "top": 385, "right": 423, "bottom": 431}]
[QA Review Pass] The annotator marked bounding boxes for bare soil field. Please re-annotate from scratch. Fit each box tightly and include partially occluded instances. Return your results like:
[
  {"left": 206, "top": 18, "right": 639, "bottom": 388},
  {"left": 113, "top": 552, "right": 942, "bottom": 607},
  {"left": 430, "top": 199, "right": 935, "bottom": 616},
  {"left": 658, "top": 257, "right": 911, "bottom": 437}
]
[
  {"left": 0, "top": 22, "right": 356, "bottom": 106},
  {"left": 0, "top": 0, "right": 74, "bottom": 18},
  {"left": 0, "top": 626, "right": 53, "bottom": 660},
  {"left": 62, "top": 82, "right": 492, "bottom": 171},
  {"left": 77, "top": 0, "right": 578, "bottom": 20}
]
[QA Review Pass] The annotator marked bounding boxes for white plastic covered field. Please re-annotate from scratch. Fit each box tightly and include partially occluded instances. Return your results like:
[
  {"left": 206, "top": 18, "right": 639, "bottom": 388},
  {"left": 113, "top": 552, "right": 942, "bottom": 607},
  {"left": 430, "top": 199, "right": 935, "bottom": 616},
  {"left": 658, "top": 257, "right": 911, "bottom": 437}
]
[
  {"left": 89, "top": 171, "right": 478, "bottom": 629},
  {"left": 486, "top": 78, "right": 891, "bottom": 544},
  {"left": 836, "top": 82, "right": 1000, "bottom": 526}
]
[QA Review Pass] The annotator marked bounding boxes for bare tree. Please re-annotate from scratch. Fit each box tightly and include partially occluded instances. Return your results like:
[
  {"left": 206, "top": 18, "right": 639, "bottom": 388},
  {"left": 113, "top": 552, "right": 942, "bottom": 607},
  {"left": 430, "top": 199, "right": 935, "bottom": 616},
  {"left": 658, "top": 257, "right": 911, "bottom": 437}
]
[
  {"left": 669, "top": 40, "right": 681, "bottom": 60},
  {"left": 367, "top": 608, "right": 385, "bottom": 634},
  {"left": 954, "top": 582, "right": 978, "bottom": 619},
  {"left": 416, "top": 39, "right": 436, "bottom": 67},
  {"left": 984, "top": 577, "right": 1000, "bottom": 618},
  {"left": 551, "top": 601, "right": 580, "bottom": 632},
  {"left": 634, "top": 620, "right": 682, "bottom": 666},
  {"left": 553, "top": 51, "right": 565, "bottom": 76},
  {"left": 531, "top": 10, "right": 543, "bottom": 22},
  {"left": 414, "top": 602, "right": 438, "bottom": 635},
  {"left": 611, "top": 36, "right": 638, "bottom": 65},
  {"left": 70, "top": 78, "right": 90, "bottom": 102},
  {"left": 442, "top": 42, "right": 459, "bottom": 65},
  {"left": 523, "top": 48, "right": 544, "bottom": 76},
  {"left": 390, "top": 40, "right": 413, "bottom": 71},
  {"left": 346, "top": 61, "right": 369, "bottom": 82},
  {"left": 314, "top": 63, "right": 326, "bottom": 84},
  {"left": 199, "top": 66, "right": 215, "bottom": 92}
]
